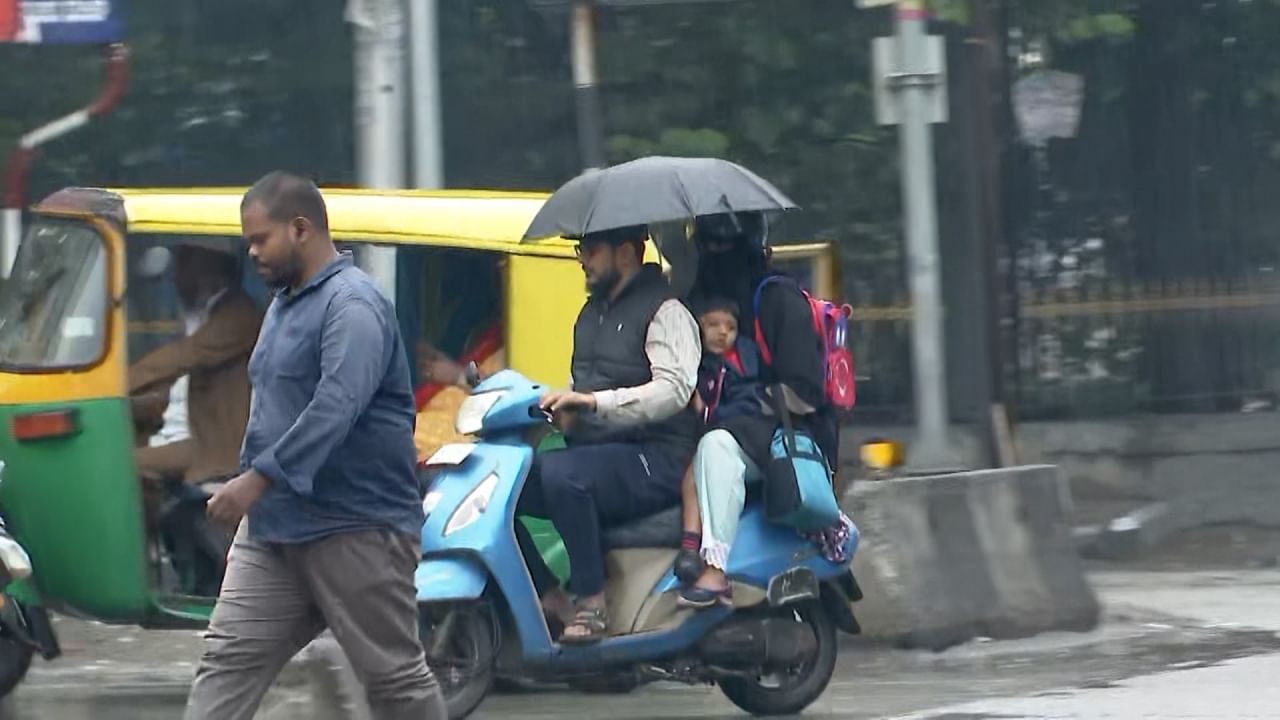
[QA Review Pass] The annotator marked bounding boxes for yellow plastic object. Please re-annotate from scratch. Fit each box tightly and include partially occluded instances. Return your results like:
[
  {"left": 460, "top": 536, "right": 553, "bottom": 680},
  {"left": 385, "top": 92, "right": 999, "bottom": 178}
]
[{"left": 860, "top": 438, "right": 905, "bottom": 471}]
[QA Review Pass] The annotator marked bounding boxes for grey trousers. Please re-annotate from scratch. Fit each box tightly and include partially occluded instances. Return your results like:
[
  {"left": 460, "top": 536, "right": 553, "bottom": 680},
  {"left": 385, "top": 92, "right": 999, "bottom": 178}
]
[{"left": 184, "top": 521, "right": 446, "bottom": 720}]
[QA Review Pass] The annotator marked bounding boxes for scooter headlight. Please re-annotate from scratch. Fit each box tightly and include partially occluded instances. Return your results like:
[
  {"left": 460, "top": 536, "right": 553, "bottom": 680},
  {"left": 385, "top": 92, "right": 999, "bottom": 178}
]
[
  {"left": 0, "top": 536, "right": 32, "bottom": 581},
  {"left": 422, "top": 488, "right": 443, "bottom": 516},
  {"left": 455, "top": 391, "right": 505, "bottom": 435},
  {"left": 444, "top": 473, "right": 500, "bottom": 536}
]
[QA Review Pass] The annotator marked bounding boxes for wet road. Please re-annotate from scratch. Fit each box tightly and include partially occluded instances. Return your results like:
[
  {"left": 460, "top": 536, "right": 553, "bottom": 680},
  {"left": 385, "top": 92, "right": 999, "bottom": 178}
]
[{"left": 3, "top": 570, "right": 1278, "bottom": 719}]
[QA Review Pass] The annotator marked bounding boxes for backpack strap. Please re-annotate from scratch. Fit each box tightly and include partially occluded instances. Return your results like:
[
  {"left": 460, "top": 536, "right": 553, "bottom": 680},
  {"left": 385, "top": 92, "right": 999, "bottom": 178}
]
[
  {"left": 767, "top": 383, "right": 796, "bottom": 456},
  {"left": 752, "top": 274, "right": 793, "bottom": 366}
]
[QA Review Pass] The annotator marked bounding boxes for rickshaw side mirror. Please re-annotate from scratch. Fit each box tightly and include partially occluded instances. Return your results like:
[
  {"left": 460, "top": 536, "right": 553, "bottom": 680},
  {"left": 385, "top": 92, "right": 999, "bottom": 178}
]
[{"left": 137, "top": 246, "right": 172, "bottom": 280}]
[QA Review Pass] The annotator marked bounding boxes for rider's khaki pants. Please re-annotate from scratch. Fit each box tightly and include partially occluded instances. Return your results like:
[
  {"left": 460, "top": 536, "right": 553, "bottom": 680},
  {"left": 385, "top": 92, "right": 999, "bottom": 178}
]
[{"left": 183, "top": 520, "right": 446, "bottom": 720}]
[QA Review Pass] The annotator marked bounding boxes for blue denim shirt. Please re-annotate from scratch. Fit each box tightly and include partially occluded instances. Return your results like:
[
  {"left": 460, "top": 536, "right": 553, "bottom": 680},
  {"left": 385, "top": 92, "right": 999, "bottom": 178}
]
[{"left": 242, "top": 253, "right": 425, "bottom": 543}]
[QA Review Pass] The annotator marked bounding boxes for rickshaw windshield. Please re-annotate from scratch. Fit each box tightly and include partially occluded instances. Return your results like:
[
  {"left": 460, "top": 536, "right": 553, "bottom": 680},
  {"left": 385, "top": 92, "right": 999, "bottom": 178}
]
[{"left": 0, "top": 219, "right": 109, "bottom": 370}]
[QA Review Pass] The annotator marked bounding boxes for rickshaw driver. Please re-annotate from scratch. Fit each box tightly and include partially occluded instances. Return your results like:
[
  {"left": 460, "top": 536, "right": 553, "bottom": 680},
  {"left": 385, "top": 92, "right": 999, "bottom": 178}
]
[{"left": 129, "top": 241, "right": 263, "bottom": 526}]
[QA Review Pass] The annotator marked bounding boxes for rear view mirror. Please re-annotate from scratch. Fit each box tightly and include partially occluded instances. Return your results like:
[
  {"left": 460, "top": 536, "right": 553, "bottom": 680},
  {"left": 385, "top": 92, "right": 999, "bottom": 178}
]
[{"left": 137, "top": 246, "right": 172, "bottom": 280}]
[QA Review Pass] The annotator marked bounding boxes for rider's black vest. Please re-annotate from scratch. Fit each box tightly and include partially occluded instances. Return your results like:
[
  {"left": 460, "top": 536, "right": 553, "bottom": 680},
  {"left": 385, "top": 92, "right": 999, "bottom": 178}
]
[{"left": 570, "top": 264, "right": 698, "bottom": 461}]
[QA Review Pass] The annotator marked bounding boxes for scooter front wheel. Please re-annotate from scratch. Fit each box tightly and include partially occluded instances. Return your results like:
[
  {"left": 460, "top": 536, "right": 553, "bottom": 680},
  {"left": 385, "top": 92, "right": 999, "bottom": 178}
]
[
  {"left": 0, "top": 634, "right": 33, "bottom": 699},
  {"left": 717, "top": 602, "right": 838, "bottom": 716},
  {"left": 419, "top": 603, "right": 496, "bottom": 720}
]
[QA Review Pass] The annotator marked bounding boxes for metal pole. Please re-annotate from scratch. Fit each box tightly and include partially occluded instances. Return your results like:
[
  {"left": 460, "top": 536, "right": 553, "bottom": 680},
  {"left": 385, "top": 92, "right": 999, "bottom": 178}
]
[
  {"left": 570, "top": 1, "right": 606, "bottom": 170},
  {"left": 350, "top": 0, "right": 406, "bottom": 303},
  {"left": 408, "top": 0, "right": 444, "bottom": 188},
  {"left": 1, "top": 43, "right": 129, "bottom": 279},
  {"left": 1, "top": 208, "right": 20, "bottom": 277},
  {"left": 896, "top": 0, "right": 956, "bottom": 468}
]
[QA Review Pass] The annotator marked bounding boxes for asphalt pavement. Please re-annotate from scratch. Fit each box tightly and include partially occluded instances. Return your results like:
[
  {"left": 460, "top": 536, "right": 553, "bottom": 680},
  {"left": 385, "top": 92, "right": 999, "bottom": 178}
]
[{"left": 3, "top": 569, "right": 1278, "bottom": 719}]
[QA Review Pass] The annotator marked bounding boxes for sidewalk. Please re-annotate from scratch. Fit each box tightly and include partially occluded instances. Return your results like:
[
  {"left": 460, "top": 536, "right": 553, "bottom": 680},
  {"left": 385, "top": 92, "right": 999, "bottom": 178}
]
[{"left": 888, "top": 568, "right": 1280, "bottom": 720}]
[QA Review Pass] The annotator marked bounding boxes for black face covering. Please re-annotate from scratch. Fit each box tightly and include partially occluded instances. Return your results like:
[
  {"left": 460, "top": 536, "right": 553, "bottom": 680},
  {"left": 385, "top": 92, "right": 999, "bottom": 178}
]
[{"left": 692, "top": 246, "right": 766, "bottom": 326}]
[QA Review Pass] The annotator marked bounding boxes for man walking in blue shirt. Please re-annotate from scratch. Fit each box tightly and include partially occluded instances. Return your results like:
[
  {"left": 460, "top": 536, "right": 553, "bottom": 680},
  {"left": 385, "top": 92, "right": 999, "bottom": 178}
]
[{"left": 185, "top": 172, "right": 445, "bottom": 720}]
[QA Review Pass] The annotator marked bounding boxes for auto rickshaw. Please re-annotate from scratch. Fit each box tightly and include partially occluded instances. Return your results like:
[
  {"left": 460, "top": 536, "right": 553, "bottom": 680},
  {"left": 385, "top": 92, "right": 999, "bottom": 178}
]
[{"left": 0, "top": 184, "right": 841, "bottom": 694}]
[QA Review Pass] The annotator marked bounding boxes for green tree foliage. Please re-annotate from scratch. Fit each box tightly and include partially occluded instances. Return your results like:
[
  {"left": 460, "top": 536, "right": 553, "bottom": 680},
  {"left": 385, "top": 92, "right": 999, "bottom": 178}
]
[
  {"left": 8, "top": 0, "right": 1280, "bottom": 416},
  {"left": 594, "top": 1, "right": 902, "bottom": 291},
  {"left": 1, "top": 0, "right": 354, "bottom": 197}
]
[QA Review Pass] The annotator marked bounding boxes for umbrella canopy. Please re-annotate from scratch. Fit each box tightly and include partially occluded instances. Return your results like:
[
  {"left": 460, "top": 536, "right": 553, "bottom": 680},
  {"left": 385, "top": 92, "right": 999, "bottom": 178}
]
[{"left": 522, "top": 156, "right": 798, "bottom": 241}]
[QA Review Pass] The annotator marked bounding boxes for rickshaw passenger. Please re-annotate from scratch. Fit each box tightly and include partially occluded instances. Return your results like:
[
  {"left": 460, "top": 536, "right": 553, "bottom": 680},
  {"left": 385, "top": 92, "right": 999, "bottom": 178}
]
[
  {"left": 410, "top": 252, "right": 504, "bottom": 461},
  {"left": 130, "top": 242, "right": 263, "bottom": 524},
  {"left": 413, "top": 334, "right": 503, "bottom": 461}
]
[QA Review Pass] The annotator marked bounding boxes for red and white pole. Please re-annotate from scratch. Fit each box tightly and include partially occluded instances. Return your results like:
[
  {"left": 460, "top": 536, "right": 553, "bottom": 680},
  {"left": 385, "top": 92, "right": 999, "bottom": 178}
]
[{"left": 2, "top": 42, "right": 129, "bottom": 277}]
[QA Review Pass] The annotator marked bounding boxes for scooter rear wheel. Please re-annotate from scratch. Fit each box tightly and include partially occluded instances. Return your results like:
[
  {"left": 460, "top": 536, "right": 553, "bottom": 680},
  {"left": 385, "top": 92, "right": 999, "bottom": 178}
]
[
  {"left": 420, "top": 603, "right": 496, "bottom": 720},
  {"left": 717, "top": 602, "right": 838, "bottom": 716}
]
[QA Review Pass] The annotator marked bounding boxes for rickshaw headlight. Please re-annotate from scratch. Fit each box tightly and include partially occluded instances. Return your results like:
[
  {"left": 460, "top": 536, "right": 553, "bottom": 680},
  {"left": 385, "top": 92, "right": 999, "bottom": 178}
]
[
  {"left": 455, "top": 392, "right": 504, "bottom": 435},
  {"left": 444, "top": 473, "right": 500, "bottom": 536}
]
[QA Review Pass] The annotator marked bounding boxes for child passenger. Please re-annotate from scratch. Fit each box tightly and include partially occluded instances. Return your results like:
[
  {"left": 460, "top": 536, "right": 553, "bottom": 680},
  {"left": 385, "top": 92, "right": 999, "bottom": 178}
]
[{"left": 675, "top": 297, "right": 766, "bottom": 608}]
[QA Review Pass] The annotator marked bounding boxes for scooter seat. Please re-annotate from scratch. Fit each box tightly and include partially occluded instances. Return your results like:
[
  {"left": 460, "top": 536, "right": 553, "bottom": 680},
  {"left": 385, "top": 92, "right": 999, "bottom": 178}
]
[{"left": 603, "top": 505, "right": 683, "bottom": 550}]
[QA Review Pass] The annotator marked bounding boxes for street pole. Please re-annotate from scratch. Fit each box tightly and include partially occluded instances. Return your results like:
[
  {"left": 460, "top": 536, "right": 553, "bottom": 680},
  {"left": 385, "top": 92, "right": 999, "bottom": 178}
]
[
  {"left": 349, "top": 0, "right": 406, "bottom": 303},
  {"left": 408, "top": 0, "right": 444, "bottom": 188},
  {"left": 893, "top": 0, "right": 956, "bottom": 468},
  {"left": 1, "top": 43, "right": 129, "bottom": 278},
  {"left": 0, "top": 209, "right": 19, "bottom": 277},
  {"left": 570, "top": 0, "right": 607, "bottom": 170}
]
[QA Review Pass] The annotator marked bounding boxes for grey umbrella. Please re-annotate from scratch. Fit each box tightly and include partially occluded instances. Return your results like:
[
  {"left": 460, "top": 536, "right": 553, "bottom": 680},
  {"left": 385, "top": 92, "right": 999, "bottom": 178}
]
[{"left": 522, "top": 156, "right": 798, "bottom": 241}]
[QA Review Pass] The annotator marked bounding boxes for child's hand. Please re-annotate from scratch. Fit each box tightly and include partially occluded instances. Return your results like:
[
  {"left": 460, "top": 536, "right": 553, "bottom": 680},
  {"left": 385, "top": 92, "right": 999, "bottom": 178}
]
[{"left": 691, "top": 393, "right": 706, "bottom": 414}]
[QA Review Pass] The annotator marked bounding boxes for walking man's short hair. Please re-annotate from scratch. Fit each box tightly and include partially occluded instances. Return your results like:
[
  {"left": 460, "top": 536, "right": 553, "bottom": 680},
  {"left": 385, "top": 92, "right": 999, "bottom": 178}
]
[{"left": 242, "top": 172, "right": 329, "bottom": 232}]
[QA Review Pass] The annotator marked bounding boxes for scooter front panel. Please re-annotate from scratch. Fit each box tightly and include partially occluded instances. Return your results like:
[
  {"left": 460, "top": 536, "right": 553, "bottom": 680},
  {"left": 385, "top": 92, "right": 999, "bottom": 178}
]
[
  {"left": 418, "top": 440, "right": 558, "bottom": 662},
  {"left": 419, "top": 441, "right": 533, "bottom": 555},
  {"left": 414, "top": 556, "right": 488, "bottom": 602}
]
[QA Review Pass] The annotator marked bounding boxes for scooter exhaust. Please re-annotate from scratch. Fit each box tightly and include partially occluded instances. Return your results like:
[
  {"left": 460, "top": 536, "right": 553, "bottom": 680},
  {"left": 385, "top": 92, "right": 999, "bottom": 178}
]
[{"left": 696, "top": 615, "right": 817, "bottom": 669}]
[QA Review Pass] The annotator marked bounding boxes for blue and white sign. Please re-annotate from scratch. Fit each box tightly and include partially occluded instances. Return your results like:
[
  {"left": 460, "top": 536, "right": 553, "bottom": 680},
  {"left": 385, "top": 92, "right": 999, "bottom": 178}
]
[{"left": 5, "top": 0, "right": 123, "bottom": 45}]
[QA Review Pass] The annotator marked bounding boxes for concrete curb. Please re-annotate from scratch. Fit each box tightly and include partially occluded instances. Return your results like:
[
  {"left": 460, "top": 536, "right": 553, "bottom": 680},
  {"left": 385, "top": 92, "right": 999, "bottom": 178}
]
[{"left": 844, "top": 465, "right": 1100, "bottom": 650}]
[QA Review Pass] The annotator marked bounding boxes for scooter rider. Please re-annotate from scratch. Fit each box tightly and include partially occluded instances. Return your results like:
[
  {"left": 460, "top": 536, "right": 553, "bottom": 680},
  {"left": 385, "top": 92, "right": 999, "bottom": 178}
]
[
  {"left": 679, "top": 211, "right": 841, "bottom": 606},
  {"left": 517, "top": 224, "right": 701, "bottom": 644}
]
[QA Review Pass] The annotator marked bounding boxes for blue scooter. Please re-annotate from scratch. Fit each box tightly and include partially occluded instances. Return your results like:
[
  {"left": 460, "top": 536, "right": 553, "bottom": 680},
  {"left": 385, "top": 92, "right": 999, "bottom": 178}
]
[{"left": 415, "top": 369, "right": 863, "bottom": 719}]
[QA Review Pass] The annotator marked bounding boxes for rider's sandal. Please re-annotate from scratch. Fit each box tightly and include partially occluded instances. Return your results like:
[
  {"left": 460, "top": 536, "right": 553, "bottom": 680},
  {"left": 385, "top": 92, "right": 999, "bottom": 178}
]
[
  {"left": 560, "top": 605, "right": 609, "bottom": 645},
  {"left": 677, "top": 584, "right": 732, "bottom": 610}
]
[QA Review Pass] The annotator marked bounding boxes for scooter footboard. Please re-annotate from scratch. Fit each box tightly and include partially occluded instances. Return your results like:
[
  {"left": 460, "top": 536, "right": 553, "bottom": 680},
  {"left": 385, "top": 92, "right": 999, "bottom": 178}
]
[{"left": 415, "top": 556, "right": 489, "bottom": 603}]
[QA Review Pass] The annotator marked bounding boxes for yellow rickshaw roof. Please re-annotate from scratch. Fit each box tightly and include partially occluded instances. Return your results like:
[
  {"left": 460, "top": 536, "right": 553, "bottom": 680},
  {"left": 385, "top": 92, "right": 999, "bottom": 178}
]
[{"left": 105, "top": 187, "right": 575, "bottom": 256}]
